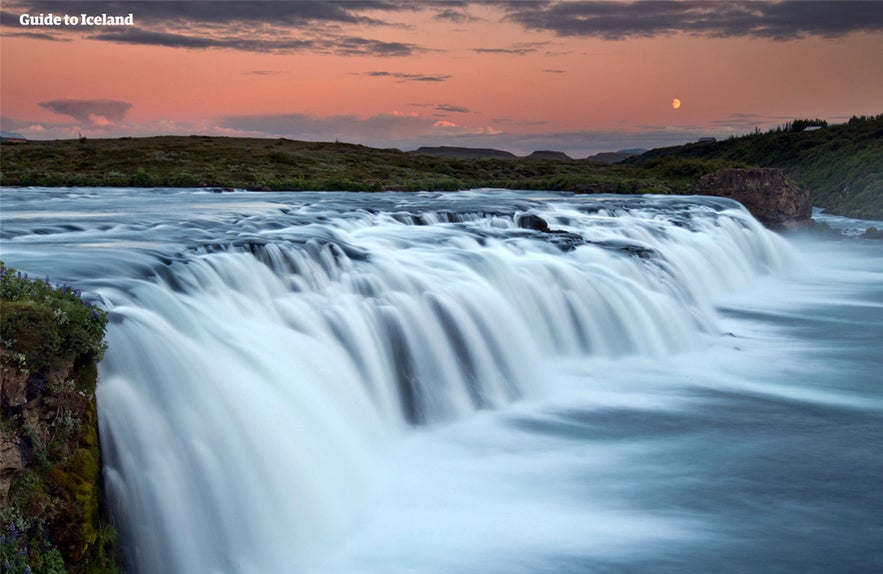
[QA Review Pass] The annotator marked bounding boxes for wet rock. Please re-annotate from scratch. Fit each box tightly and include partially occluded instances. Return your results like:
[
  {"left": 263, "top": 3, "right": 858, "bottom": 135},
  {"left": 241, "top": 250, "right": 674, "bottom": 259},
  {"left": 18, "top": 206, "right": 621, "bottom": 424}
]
[
  {"left": 695, "top": 168, "right": 812, "bottom": 231},
  {"left": 861, "top": 226, "right": 883, "bottom": 240},
  {"left": 516, "top": 213, "right": 552, "bottom": 232}
]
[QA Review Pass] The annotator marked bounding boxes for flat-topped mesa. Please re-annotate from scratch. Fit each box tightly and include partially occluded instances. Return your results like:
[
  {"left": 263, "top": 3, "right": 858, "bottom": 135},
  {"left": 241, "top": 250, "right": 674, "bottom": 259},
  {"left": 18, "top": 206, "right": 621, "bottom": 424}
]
[
  {"left": 695, "top": 168, "right": 813, "bottom": 231},
  {"left": 527, "top": 150, "right": 572, "bottom": 160},
  {"left": 408, "top": 146, "right": 516, "bottom": 159}
]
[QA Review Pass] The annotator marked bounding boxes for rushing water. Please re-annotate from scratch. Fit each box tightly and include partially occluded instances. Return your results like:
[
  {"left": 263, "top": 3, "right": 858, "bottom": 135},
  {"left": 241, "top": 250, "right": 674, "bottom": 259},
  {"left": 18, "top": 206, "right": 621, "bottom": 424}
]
[{"left": 1, "top": 188, "right": 881, "bottom": 573}]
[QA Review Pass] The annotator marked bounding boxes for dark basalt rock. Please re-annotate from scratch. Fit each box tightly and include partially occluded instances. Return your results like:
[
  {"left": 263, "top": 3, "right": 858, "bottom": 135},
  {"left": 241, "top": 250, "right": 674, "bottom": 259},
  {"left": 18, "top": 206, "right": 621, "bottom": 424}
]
[
  {"left": 695, "top": 168, "right": 812, "bottom": 231},
  {"left": 861, "top": 226, "right": 883, "bottom": 240},
  {"left": 516, "top": 214, "right": 552, "bottom": 232}
]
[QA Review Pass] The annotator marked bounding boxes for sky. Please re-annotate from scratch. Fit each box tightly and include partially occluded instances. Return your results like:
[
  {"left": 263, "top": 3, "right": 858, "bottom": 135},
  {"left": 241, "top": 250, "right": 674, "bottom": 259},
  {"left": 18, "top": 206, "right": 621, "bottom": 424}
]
[{"left": 1, "top": 1, "right": 882, "bottom": 157}]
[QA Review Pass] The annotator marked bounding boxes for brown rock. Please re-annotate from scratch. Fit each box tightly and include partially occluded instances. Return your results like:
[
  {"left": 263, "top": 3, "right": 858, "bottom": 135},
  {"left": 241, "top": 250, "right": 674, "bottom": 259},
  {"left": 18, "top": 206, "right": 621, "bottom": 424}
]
[
  {"left": 695, "top": 168, "right": 812, "bottom": 231},
  {"left": 1, "top": 437, "right": 24, "bottom": 508},
  {"left": 1, "top": 363, "right": 29, "bottom": 408}
]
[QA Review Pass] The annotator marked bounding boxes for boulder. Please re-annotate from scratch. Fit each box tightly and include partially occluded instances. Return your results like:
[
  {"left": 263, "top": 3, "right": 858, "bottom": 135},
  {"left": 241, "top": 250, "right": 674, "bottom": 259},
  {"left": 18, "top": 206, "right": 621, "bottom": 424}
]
[
  {"left": 695, "top": 168, "right": 812, "bottom": 230},
  {"left": 862, "top": 226, "right": 883, "bottom": 239},
  {"left": 516, "top": 213, "right": 552, "bottom": 232}
]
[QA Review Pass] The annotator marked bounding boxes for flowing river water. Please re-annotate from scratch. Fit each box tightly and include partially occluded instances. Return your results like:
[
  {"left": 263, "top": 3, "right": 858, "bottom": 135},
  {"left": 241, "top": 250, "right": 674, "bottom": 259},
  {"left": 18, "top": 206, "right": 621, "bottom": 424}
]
[{"left": 1, "top": 188, "right": 881, "bottom": 573}]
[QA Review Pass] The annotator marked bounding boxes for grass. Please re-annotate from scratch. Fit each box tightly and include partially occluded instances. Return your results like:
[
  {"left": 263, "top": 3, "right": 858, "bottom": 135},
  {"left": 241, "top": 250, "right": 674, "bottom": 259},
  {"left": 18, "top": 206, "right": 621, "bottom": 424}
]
[
  {"left": 2, "top": 117, "right": 880, "bottom": 219},
  {"left": 629, "top": 114, "right": 883, "bottom": 219},
  {"left": 0, "top": 135, "right": 684, "bottom": 194}
]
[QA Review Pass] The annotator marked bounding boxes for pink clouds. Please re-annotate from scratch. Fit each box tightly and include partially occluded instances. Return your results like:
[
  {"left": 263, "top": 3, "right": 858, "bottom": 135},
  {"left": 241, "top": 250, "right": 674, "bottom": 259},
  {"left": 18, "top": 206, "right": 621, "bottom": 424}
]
[{"left": 0, "top": 2, "right": 880, "bottom": 156}]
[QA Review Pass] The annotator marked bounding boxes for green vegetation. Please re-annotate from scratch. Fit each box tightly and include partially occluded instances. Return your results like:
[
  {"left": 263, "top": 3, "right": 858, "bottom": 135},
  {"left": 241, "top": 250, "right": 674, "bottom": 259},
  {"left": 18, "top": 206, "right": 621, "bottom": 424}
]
[
  {"left": 630, "top": 114, "right": 883, "bottom": 219},
  {"left": 0, "top": 269, "right": 107, "bottom": 375},
  {"left": 1, "top": 264, "right": 117, "bottom": 574},
  {"left": 1, "top": 115, "right": 880, "bottom": 219},
  {"left": 0, "top": 135, "right": 683, "bottom": 194}
]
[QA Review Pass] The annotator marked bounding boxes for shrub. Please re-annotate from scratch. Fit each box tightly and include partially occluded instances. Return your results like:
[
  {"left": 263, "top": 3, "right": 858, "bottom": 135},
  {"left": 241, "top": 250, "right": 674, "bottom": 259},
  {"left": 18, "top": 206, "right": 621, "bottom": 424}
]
[
  {"left": 130, "top": 168, "right": 156, "bottom": 187},
  {"left": 0, "top": 264, "right": 108, "bottom": 374}
]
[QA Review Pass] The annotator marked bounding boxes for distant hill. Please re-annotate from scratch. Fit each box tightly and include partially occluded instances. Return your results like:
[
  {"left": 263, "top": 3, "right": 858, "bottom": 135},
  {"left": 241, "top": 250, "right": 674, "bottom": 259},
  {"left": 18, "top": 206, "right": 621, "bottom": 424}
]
[
  {"left": 617, "top": 148, "right": 647, "bottom": 156},
  {"left": 587, "top": 152, "right": 636, "bottom": 164},
  {"left": 5, "top": 126, "right": 878, "bottom": 221},
  {"left": 0, "top": 130, "right": 26, "bottom": 141},
  {"left": 0, "top": 135, "right": 675, "bottom": 193},
  {"left": 527, "top": 150, "right": 572, "bottom": 160},
  {"left": 408, "top": 146, "right": 516, "bottom": 159},
  {"left": 627, "top": 115, "right": 883, "bottom": 220}
]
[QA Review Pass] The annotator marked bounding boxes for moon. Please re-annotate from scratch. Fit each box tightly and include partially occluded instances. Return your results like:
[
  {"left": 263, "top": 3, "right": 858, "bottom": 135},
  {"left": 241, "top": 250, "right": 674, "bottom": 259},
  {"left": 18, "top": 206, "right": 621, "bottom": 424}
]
[{"left": 672, "top": 98, "right": 681, "bottom": 110}]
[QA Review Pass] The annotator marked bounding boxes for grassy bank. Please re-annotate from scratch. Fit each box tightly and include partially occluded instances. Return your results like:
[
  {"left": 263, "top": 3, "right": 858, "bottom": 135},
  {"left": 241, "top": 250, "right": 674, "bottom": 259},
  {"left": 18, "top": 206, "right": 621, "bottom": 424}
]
[
  {"left": 2, "top": 119, "right": 878, "bottom": 219},
  {"left": 0, "top": 135, "right": 689, "bottom": 194},
  {"left": 629, "top": 114, "right": 883, "bottom": 220}
]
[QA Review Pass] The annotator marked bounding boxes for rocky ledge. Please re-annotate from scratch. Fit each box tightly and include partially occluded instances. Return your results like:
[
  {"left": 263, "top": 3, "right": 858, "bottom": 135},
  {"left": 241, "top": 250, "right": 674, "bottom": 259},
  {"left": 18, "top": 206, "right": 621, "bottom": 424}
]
[
  {"left": 695, "top": 168, "right": 812, "bottom": 231},
  {"left": 1, "top": 264, "right": 119, "bottom": 573}
]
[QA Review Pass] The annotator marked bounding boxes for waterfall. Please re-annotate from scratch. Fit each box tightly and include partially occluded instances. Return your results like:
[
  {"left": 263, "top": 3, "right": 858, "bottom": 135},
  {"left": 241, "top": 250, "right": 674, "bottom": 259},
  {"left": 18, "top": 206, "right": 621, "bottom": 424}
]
[{"left": 0, "top": 189, "right": 799, "bottom": 573}]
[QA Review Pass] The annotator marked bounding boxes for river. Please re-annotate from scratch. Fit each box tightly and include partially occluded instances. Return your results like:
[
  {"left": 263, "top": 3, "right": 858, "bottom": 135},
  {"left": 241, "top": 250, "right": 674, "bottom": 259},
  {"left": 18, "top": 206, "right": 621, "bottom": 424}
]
[{"left": 1, "top": 188, "right": 881, "bottom": 573}]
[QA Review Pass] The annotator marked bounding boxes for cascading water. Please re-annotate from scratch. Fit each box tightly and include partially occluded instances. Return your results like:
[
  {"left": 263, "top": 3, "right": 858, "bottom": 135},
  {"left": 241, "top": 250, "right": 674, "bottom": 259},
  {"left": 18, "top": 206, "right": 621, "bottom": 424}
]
[{"left": 2, "top": 188, "right": 881, "bottom": 574}]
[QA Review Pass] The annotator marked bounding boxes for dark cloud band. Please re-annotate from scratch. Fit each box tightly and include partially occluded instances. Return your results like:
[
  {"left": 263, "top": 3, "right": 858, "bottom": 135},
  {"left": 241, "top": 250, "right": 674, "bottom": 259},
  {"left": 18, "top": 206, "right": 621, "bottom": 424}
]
[
  {"left": 38, "top": 99, "right": 132, "bottom": 124},
  {"left": 504, "top": 1, "right": 883, "bottom": 41},
  {"left": 4, "top": 1, "right": 878, "bottom": 56}
]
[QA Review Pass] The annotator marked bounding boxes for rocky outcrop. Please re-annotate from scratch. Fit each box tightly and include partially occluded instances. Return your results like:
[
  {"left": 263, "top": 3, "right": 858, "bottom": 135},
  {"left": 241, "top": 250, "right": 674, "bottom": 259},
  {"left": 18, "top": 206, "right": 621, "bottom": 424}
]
[
  {"left": 862, "top": 226, "right": 883, "bottom": 240},
  {"left": 695, "top": 168, "right": 813, "bottom": 230},
  {"left": 1, "top": 354, "right": 118, "bottom": 572},
  {"left": 516, "top": 213, "right": 552, "bottom": 232},
  {"left": 1, "top": 264, "right": 119, "bottom": 573}
]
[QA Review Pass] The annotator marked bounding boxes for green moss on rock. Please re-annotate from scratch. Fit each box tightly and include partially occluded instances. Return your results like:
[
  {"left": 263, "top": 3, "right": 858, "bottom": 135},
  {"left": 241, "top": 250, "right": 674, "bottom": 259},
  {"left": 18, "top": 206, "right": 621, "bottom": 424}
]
[{"left": 1, "top": 263, "right": 119, "bottom": 573}]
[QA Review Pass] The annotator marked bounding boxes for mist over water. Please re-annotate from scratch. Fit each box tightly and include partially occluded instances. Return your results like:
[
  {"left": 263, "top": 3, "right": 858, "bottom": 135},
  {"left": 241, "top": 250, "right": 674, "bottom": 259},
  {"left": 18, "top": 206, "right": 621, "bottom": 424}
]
[{"left": 2, "top": 188, "right": 881, "bottom": 573}]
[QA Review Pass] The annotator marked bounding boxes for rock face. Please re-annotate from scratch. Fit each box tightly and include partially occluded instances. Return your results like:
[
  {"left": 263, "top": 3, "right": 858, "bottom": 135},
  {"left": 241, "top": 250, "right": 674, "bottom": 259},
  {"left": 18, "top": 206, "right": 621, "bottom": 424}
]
[
  {"left": 695, "top": 168, "right": 812, "bottom": 230},
  {"left": 0, "top": 356, "right": 116, "bottom": 571},
  {"left": 1, "top": 263, "right": 119, "bottom": 572}
]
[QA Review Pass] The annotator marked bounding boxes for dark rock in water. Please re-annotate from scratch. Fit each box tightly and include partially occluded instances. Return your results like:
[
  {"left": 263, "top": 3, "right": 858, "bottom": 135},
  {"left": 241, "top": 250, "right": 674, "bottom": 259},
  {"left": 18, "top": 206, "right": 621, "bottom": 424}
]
[
  {"left": 695, "top": 168, "right": 812, "bottom": 231},
  {"left": 862, "top": 226, "right": 883, "bottom": 240},
  {"left": 799, "top": 219, "right": 843, "bottom": 239},
  {"left": 586, "top": 240, "right": 656, "bottom": 259},
  {"left": 517, "top": 214, "right": 552, "bottom": 232},
  {"left": 512, "top": 213, "right": 587, "bottom": 251},
  {"left": 544, "top": 232, "right": 586, "bottom": 252}
]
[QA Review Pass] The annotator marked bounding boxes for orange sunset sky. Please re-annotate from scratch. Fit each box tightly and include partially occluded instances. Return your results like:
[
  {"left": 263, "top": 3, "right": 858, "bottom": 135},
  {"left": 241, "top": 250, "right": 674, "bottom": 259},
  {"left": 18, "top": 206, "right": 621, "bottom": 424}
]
[{"left": 1, "top": 1, "right": 882, "bottom": 156}]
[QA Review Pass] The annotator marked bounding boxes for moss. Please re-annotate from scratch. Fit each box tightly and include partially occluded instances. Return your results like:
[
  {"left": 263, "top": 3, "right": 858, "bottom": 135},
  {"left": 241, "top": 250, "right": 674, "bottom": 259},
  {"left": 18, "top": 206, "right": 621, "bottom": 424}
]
[{"left": 1, "top": 264, "right": 119, "bottom": 573}]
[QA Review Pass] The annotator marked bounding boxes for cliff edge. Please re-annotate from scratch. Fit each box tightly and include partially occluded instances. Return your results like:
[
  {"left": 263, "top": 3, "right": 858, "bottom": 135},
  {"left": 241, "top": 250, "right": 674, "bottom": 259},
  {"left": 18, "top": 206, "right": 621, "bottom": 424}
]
[
  {"left": 695, "top": 168, "right": 813, "bottom": 230},
  {"left": 1, "top": 264, "right": 119, "bottom": 574}
]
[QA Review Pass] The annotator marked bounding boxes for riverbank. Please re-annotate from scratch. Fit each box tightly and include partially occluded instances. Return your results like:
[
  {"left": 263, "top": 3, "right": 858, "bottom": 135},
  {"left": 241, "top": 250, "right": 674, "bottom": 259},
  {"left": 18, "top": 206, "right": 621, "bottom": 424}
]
[
  {"left": 0, "top": 135, "right": 708, "bottom": 194},
  {"left": 0, "top": 264, "right": 119, "bottom": 574}
]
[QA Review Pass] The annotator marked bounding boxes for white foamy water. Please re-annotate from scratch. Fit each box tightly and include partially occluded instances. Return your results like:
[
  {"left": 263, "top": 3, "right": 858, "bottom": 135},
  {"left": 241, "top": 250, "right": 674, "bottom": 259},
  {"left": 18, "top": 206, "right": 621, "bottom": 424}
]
[{"left": 2, "top": 188, "right": 880, "bottom": 573}]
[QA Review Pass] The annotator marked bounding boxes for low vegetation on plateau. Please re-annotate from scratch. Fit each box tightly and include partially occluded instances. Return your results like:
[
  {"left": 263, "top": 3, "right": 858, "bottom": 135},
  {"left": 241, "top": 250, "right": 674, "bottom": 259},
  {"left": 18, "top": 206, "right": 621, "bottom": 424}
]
[
  {"left": 0, "top": 114, "right": 880, "bottom": 219},
  {"left": 629, "top": 114, "right": 883, "bottom": 220},
  {"left": 0, "top": 135, "right": 726, "bottom": 195},
  {"left": 0, "top": 264, "right": 118, "bottom": 574}
]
